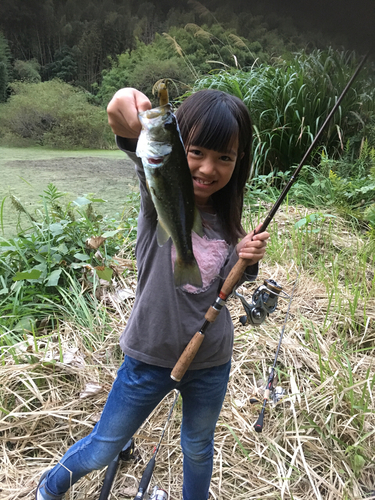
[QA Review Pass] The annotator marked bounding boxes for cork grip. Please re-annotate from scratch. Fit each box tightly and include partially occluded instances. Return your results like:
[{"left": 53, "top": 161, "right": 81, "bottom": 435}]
[
  {"left": 170, "top": 258, "right": 252, "bottom": 381},
  {"left": 205, "top": 306, "right": 221, "bottom": 323},
  {"left": 170, "top": 331, "right": 205, "bottom": 382},
  {"left": 220, "top": 258, "right": 250, "bottom": 297}
]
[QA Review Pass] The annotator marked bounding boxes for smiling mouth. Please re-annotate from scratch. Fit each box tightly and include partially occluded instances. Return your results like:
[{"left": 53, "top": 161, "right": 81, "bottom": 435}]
[{"left": 193, "top": 177, "right": 214, "bottom": 186}]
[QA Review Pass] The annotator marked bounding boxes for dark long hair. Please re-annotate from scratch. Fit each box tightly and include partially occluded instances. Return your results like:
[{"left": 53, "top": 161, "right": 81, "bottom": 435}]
[{"left": 175, "top": 89, "right": 252, "bottom": 246}]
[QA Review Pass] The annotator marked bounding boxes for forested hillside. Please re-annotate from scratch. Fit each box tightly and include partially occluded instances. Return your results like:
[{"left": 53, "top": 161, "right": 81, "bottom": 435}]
[{"left": 0, "top": 0, "right": 343, "bottom": 95}]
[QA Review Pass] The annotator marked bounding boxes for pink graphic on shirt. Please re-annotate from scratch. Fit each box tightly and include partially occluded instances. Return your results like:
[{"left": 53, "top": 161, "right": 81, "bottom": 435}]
[{"left": 171, "top": 232, "right": 229, "bottom": 294}]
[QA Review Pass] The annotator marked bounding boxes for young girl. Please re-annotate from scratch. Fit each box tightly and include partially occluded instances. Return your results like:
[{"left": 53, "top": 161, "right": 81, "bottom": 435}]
[{"left": 36, "top": 88, "right": 270, "bottom": 500}]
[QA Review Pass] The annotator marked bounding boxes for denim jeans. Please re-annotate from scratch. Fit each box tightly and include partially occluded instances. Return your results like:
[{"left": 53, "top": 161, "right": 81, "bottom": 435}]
[{"left": 38, "top": 355, "right": 231, "bottom": 500}]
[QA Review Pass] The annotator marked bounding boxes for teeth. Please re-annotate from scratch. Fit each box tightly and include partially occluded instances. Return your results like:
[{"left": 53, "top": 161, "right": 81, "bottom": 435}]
[{"left": 195, "top": 178, "right": 212, "bottom": 185}]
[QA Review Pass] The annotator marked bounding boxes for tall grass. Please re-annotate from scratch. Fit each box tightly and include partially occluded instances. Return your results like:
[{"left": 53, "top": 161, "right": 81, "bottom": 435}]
[{"left": 192, "top": 49, "right": 375, "bottom": 177}]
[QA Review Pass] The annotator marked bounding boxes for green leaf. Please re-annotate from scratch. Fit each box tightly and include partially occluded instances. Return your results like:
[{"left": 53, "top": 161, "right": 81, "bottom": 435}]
[
  {"left": 294, "top": 218, "right": 307, "bottom": 229},
  {"left": 70, "top": 262, "right": 86, "bottom": 269},
  {"left": 13, "top": 269, "right": 42, "bottom": 281},
  {"left": 0, "top": 241, "right": 15, "bottom": 249},
  {"left": 13, "top": 316, "right": 36, "bottom": 332},
  {"left": 353, "top": 454, "right": 365, "bottom": 473},
  {"left": 49, "top": 223, "right": 64, "bottom": 236},
  {"left": 88, "top": 197, "right": 107, "bottom": 203},
  {"left": 73, "top": 196, "right": 91, "bottom": 206},
  {"left": 33, "top": 263, "right": 48, "bottom": 280},
  {"left": 102, "top": 229, "right": 122, "bottom": 238},
  {"left": 33, "top": 254, "right": 46, "bottom": 264},
  {"left": 95, "top": 266, "right": 113, "bottom": 282},
  {"left": 46, "top": 268, "right": 62, "bottom": 287},
  {"left": 74, "top": 253, "right": 91, "bottom": 261},
  {"left": 0, "top": 276, "right": 8, "bottom": 295},
  {"left": 51, "top": 253, "right": 62, "bottom": 264},
  {"left": 57, "top": 243, "right": 69, "bottom": 255}
]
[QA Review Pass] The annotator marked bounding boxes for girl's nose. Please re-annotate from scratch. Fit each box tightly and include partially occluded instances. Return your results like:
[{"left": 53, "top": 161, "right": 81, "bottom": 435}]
[{"left": 199, "top": 158, "right": 216, "bottom": 176}]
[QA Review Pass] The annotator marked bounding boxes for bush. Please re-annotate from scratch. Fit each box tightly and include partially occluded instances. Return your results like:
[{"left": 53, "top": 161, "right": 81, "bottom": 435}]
[
  {"left": 0, "top": 184, "right": 139, "bottom": 331},
  {"left": 0, "top": 80, "right": 114, "bottom": 148},
  {"left": 13, "top": 59, "right": 41, "bottom": 83},
  {"left": 192, "top": 49, "right": 375, "bottom": 177}
]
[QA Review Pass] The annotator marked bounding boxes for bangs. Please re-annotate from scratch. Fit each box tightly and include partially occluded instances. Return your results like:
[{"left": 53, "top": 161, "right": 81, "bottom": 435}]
[
  {"left": 187, "top": 105, "right": 239, "bottom": 152},
  {"left": 176, "top": 91, "right": 241, "bottom": 153}
]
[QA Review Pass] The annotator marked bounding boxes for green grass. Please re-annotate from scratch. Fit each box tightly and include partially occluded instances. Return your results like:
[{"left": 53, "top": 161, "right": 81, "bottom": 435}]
[{"left": 192, "top": 49, "right": 375, "bottom": 177}]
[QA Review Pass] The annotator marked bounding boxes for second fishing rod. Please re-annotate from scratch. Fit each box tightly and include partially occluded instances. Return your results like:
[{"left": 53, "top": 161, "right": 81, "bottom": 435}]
[{"left": 170, "top": 52, "right": 368, "bottom": 386}]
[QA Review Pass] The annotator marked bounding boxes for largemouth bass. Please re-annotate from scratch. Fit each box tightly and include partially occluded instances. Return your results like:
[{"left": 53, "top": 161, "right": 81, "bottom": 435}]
[{"left": 136, "top": 103, "right": 203, "bottom": 288}]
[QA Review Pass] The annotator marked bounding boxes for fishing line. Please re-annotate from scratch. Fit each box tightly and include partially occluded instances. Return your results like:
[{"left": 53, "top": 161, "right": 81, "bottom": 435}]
[
  {"left": 134, "top": 390, "right": 180, "bottom": 500},
  {"left": 253, "top": 268, "right": 299, "bottom": 432}
]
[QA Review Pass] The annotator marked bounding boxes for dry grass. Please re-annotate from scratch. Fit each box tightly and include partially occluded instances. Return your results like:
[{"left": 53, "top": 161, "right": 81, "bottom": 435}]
[{"left": 1, "top": 212, "right": 375, "bottom": 500}]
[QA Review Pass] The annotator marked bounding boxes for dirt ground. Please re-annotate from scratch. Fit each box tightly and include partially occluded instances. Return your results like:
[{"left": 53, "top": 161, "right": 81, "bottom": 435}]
[{"left": 0, "top": 151, "right": 139, "bottom": 238}]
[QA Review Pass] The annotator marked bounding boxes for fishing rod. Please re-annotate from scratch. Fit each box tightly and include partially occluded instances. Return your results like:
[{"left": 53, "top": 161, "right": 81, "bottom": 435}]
[
  {"left": 134, "top": 390, "right": 180, "bottom": 500},
  {"left": 98, "top": 439, "right": 135, "bottom": 500},
  {"left": 170, "top": 51, "right": 369, "bottom": 383},
  {"left": 253, "top": 272, "right": 299, "bottom": 432}
]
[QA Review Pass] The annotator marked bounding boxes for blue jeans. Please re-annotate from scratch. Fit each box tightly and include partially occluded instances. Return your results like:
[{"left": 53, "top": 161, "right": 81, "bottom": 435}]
[{"left": 38, "top": 356, "right": 231, "bottom": 500}]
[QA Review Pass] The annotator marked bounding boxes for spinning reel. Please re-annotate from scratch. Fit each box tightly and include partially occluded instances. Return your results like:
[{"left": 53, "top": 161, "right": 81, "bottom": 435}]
[
  {"left": 234, "top": 279, "right": 288, "bottom": 326},
  {"left": 143, "top": 486, "right": 168, "bottom": 500}
]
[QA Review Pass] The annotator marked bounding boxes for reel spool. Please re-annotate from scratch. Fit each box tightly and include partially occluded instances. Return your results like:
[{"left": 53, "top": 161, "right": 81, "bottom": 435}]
[
  {"left": 146, "top": 486, "right": 168, "bottom": 500},
  {"left": 235, "top": 279, "right": 287, "bottom": 326}
]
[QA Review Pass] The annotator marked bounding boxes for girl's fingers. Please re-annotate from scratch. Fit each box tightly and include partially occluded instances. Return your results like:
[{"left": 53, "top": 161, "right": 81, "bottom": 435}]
[
  {"left": 107, "top": 88, "right": 152, "bottom": 138},
  {"left": 252, "top": 229, "right": 270, "bottom": 241},
  {"left": 237, "top": 233, "right": 269, "bottom": 261}
]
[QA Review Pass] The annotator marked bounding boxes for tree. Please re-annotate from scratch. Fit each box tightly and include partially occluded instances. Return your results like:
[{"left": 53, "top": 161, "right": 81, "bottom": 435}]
[{"left": 0, "top": 32, "right": 11, "bottom": 101}]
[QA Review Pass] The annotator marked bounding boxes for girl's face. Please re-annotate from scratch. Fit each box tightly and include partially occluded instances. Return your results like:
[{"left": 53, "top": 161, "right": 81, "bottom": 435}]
[{"left": 187, "top": 139, "right": 239, "bottom": 206}]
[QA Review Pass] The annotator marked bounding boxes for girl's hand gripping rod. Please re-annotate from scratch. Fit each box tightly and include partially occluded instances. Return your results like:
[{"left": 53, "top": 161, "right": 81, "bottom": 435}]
[{"left": 170, "top": 52, "right": 368, "bottom": 383}]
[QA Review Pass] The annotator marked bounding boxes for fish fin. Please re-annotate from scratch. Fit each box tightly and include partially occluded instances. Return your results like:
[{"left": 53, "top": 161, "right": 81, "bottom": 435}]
[
  {"left": 156, "top": 220, "right": 170, "bottom": 246},
  {"left": 193, "top": 207, "right": 204, "bottom": 237},
  {"left": 174, "top": 255, "right": 203, "bottom": 288}
]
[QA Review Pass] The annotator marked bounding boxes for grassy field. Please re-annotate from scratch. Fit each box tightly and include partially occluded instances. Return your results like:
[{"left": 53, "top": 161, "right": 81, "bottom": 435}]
[
  {"left": 0, "top": 147, "right": 138, "bottom": 238},
  {"left": 1, "top": 202, "right": 374, "bottom": 500}
]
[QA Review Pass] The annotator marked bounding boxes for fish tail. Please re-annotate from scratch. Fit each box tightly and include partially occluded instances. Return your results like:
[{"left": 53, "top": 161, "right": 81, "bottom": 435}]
[{"left": 174, "top": 255, "right": 202, "bottom": 288}]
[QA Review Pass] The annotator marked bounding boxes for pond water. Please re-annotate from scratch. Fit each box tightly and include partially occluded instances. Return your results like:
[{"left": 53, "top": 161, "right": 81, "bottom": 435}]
[{"left": 0, "top": 147, "right": 139, "bottom": 238}]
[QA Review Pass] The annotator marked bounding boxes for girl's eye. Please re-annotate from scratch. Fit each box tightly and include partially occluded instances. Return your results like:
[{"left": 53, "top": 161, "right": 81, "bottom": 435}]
[
  {"left": 220, "top": 155, "right": 233, "bottom": 162},
  {"left": 188, "top": 149, "right": 202, "bottom": 156}
]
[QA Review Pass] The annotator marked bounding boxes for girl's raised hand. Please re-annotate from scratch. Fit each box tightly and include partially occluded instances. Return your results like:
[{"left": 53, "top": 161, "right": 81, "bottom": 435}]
[
  {"left": 236, "top": 223, "right": 270, "bottom": 264},
  {"left": 107, "top": 88, "right": 151, "bottom": 139}
]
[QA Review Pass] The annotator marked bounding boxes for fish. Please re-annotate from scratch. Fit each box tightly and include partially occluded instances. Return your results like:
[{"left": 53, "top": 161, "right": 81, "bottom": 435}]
[{"left": 136, "top": 103, "right": 203, "bottom": 288}]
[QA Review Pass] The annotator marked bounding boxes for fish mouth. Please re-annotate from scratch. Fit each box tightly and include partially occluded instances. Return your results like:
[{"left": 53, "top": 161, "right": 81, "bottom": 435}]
[{"left": 147, "top": 157, "right": 164, "bottom": 165}]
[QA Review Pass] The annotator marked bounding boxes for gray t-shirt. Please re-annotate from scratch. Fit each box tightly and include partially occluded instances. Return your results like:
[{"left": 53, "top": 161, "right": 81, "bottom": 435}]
[{"left": 117, "top": 137, "right": 258, "bottom": 369}]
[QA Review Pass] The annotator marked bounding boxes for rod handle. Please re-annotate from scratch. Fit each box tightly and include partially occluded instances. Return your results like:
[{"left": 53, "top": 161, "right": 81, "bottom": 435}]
[
  {"left": 98, "top": 455, "right": 120, "bottom": 500},
  {"left": 221, "top": 258, "right": 251, "bottom": 298},
  {"left": 254, "top": 409, "right": 265, "bottom": 433},
  {"left": 254, "top": 393, "right": 269, "bottom": 433},
  {"left": 170, "top": 331, "right": 205, "bottom": 382},
  {"left": 134, "top": 455, "right": 156, "bottom": 499}
]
